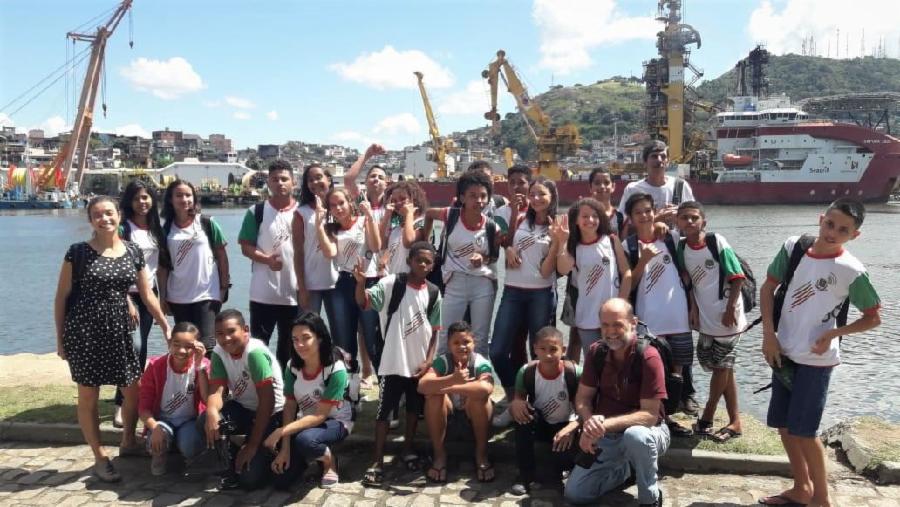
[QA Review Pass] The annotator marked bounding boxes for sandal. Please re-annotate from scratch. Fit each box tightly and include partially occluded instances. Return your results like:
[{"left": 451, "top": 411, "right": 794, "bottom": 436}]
[
  {"left": 401, "top": 453, "right": 422, "bottom": 471},
  {"left": 426, "top": 466, "right": 447, "bottom": 484},
  {"left": 667, "top": 420, "right": 694, "bottom": 438},
  {"left": 712, "top": 427, "right": 743, "bottom": 443},
  {"left": 476, "top": 462, "right": 495, "bottom": 483},
  {"left": 93, "top": 458, "right": 122, "bottom": 483},
  {"left": 693, "top": 419, "right": 714, "bottom": 437},
  {"left": 361, "top": 466, "right": 384, "bottom": 487},
  {"left": 321, "top": 469, "right": 340, "bottom": 489},
  {"left": 758, "top": 493, "right": 807, "bottom": 506}
]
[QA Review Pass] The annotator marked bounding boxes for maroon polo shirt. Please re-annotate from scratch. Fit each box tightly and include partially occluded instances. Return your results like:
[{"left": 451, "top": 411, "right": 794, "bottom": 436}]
[{"left": 581, "top": 339, "right": 667, "bottom": 424}]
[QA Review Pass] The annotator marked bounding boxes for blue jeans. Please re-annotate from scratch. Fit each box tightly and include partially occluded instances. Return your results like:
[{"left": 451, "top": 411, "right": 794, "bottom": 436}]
[
  {"left": 220, "top": 400, "right": 282, "bottom": 490},
  {"left": 577, "top": 328, "right": 602, "bottom": 359},
  {"left": 145, "top": 415, "right": 205, "bottom": 460},
  {"left": 490, "top": 285, "right": 556, "bottom": 389},
  {"left": 359, "top": 277, "right": 382, "bottom": 370},
  {"left": 272, "top": 419, "right": 348, "bottom": 490},
  {"left": 564, "top": 424, "right": 670, "bottom": 505},
  {"left": 329, "top": 272, "right": 361, "bottom": 361}
]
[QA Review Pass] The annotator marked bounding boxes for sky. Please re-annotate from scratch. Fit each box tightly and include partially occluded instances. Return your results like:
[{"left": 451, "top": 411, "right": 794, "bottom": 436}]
[{"left": 1, "top": 0, "right": 898, "bottom": 152}]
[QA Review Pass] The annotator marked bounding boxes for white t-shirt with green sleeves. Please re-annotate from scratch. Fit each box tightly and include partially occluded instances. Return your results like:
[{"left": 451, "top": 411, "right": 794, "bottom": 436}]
[
  {"left": 514, "top": 361, "right": 582, "bottom": 425},
  {"left": 366, "top": 274, "right": 441, "bottom": 377},
  {"left": 210, "top": 338, "right": 285, "bottom": 413},
  {"left": 237, "top": 201, "right": 298, "bottom": 306},
  {"left": 431, "top": 352, "right": 493, "bottom": 410},
  {"left": 165, "top": 215, "right": 226, "bottom": 304},
  {"left": 767, "top": 236, "right": 880, "bottom": 366},
  {"left": 284, "top": 360, "right": 353, "bottom": 433},
  {"left": 678, "top": 233, "right": 747, "bottom": 337}
]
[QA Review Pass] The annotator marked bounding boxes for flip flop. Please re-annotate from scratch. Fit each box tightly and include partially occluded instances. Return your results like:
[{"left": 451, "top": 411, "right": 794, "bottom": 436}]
[
  {"left": 711, "top": 427, "right": 742, "bottom": 443},
  {"left": 693, "top": 419, "right": 714, "bottom": 437},
  {"left": 476, "top": 462, "right": 495, "bottom": 483},
  {"left": 426, "top": 466, "right": 447, "bottom": 484},
  {"left": 361, "top": 466, "right": 384, "bottom": 487},
  {"left": 758, "top": 494, "right": 807, "bottom": 506}
]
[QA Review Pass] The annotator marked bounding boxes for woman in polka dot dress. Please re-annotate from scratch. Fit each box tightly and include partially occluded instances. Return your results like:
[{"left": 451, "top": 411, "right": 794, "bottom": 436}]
[{"left": 53, "top": 196, "right": 171, "bottom": 482}]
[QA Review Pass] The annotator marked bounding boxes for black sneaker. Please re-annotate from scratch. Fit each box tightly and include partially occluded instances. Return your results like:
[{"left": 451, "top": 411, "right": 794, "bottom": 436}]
[{"left": 218, "top": 471, "right": 241, "bottom": 490}]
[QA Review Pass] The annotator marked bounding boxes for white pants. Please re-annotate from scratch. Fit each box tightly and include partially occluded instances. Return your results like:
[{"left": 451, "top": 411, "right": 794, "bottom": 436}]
[{"left": 439, "top": 273, "right": 496, "bottom": 356}]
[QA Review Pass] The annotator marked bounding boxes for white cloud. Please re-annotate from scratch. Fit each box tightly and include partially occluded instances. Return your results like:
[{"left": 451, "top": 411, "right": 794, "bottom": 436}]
[
  {"left": 437, "top": 80, "right": 494, "bottom": 116},
  {"left": 41, "top": 116, "right": 69, "bottom": 137},
  {"left": 120, "top": 57, "right": 204, "bottom": 100},
  {"left": 533, "top": 0, "right": 657, "bottom": 75},
  {"left": 372, "top": 113, "right": 421, "bottom": 135},
  {"left": 329, "top": 45, "right": 454, "bottom": 90},
  {"left": 225, "top": 96, "right": 255, "bottom": 109},
  {"left": 748, "top": 0, "right": 900, "bottom": 58},
  {"left": 202, "top": 100, "right": 221, "bottom": 108},
  {"left": 113, "top": 124, "right": 150, "bottom": 138},
  {"left": 266, "top": 110, "right": 279, "bottom": 121},
  {"left": 233, "top": 111, "right": 251, "bottom": 120},
  {"left": 0, "top": 113, "right": 13, "bottom": 128}
]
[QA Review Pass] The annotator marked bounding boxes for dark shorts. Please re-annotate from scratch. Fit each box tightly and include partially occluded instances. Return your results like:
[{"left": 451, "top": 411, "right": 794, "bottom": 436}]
[
  {"left": 376, "top": 375, "right": 423, "bottom": 421},
  {"left": 766, "top": 362, "right": 834, "bottom": 438},
  {"left": 662, "top": 332, "right": 694, "bottom": 366}
]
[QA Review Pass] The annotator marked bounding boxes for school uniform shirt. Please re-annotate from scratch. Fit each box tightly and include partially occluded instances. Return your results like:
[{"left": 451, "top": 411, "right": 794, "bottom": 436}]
[
  {"left": 634, "top": 232, "right": 690, "bottom": 336},
  {"left": 165, "top": 215, "right": 226, "bottom": 304},
  {"left": 210, "top": 338, "right": 285, "bottom": 413},
  {"left": 679, "top": 233, "right": 747, "bottom": 336},
  {"left": 384, "top": 217, "right": 425, "bottom": 275},
  {"left": 159, "top": 356, "right": 202, "bottom": 426},
  {"left": 440, "top": 208, "right": 496, "bottom": 282},
  {"left": 767, "top": 236, "right": 881, "bottom": 367},
  {"left": 505, "top": 220, "right": 554, "bottom": 289},
  {"left": 514, "top": 361, "right": 582, "bottom": 424},
  {"left": 238, "top": 200, "right": 298, "bottom": 306},
  {"left": 296, "top": 204, "right": 339, "bottom": 291},
  {"left": 365, "top": 274, "right": 442, "bottom": 377},
  {"left": 619, "top": 176, "right": 694, "bottom": 211},
  {"left": 364, "top": 205, "right": 385, "bottom": 277},
  {"left": 334, "top": 216, "right": 370, "bottom": 273},
  {"left": 284, "top": 360, "right": 354, "bottom": 433},
  {"left": 431, "top": 352, "right": 494, "bottom": 410},
  {"left": 493, "top": 203, "right": 527, "bottom": 235},
  {"left": 124, "top": 220, "right": 160, "bottom": 294},
  {"left": 572, "top": 235, "right": 621, "bottom": 329}
]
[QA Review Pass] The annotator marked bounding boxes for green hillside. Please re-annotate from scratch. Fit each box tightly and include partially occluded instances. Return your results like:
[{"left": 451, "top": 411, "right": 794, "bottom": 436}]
[{"left": 480, "top": 55, "right": 900, "bottom": 159}]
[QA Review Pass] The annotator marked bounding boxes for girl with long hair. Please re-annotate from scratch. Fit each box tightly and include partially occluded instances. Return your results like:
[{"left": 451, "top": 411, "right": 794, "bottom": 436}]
[{"left": 291, "top": 164, "right": 338, "bottom": 321}]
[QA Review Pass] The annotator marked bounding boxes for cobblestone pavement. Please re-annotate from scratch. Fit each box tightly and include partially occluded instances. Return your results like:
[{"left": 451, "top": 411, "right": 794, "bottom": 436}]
[{"left": 1, "top": 441, "right": 898, "bottom": 506}]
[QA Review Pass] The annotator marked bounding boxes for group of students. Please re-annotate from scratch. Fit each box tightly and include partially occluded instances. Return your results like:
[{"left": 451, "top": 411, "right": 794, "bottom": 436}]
[{"left": 53, "top": 139, "right": 882, "bottom": 506}]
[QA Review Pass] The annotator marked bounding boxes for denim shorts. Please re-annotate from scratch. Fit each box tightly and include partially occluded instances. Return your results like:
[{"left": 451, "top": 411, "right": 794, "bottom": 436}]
[{"left": 766, "top": 362, "right": 834, "bottom": 437}]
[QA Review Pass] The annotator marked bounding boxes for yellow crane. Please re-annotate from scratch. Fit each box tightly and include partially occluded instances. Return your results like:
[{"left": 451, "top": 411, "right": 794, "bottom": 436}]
[
  {"left": 414, "top": 71, "right": 454, "bottom": 179},
  {"left": 482, "top": 50, "right": 580, "bottom": 180},
  {"left": 49, "top": 0, "right": 133, "bottom": 192}
]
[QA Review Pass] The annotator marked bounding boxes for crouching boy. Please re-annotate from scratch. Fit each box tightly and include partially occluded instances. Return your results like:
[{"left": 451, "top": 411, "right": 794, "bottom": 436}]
[
  {"left": 139, "top": 322, "right": 210, "bottom": 476},
  {"left": 418, "top": 321, "right": 495, "bottom": 483},
  {"left": 759, "top": 198, "right": 881, "bottom": 507},
  {"left": 205, "top": 309, "right": 285, "bottom": 490},
  {"left": 508, "top": 326, "right": 580, "bottom": 495}
]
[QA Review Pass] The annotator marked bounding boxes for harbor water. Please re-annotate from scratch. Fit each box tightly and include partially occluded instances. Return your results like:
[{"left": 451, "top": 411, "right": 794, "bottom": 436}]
[{"left": 1, "top": 204, "right": 898, "bottom": 428}]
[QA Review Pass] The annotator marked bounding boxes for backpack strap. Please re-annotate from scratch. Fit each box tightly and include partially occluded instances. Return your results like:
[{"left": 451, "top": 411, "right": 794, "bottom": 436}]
[
  {"left": 200, "top": 215, "right": 216, "bottom": 249},
  {"left": 384, "top": 273, "right": 410, "bottom": 337},
  {"left": 772, "top": 234, "right": 815, "bottom": 331},
  {"left": 625, "top": 235, "right": 640, "bottom": 269},
  {"left": 253, "top": 202, "right": 266, "bottom": 237},
  {"left": 424, "top": 280, "right": 439, "bottom": 319},
  {"left": 120, "top": 221, "right": 132, "bottom": 241},
  {"left": 523, "top": 361, "right": 538, "bottom": 401},
  {"left": 485, "top": 219, "right": 500, "bottom": 262},
  {"left": 672, "top": 177, "right": 685, "bottom": 205},
  {"left": 563, "top": 360, "right": 578, "bottom": 402},
  {"left": 614, "top": 209, "right": 626, "bottom": 237},
  {"left": 591, "top": 344, "right": 610, "bottom": 389},
  {"left": 438, "top": 207, "right": 461, "bottom": 261},
  {"left": 704, "top": 232, "right": 726, "bottom": 299}
]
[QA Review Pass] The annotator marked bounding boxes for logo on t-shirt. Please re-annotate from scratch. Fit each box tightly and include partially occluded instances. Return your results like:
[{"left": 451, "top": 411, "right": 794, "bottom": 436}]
[
  {"left": 233, "top": 370, "right": 251, "bottom": 398},
  {"left": 556, "top": 390, "right": 567, "bottom": 401},
  {"left": 271, "top": 222, "right": 291, "bottom": 252},
  {"left": 174, "top": 239, "right": 195, "bottom": 267},
  {"left": 342, "top": 241, "right": 360, "bottom": 263},
  {"left": 690, "top": 264, "right": 708, "bottom": 285},
  {"left": 662, "top": 254, "right": 671, "bottom": 265},
  {"left": 704, "top": 259, "right": 716, "bottom": 269},
  {"left": 452, "top": 243, "right": 476, "bottom": 258},
  {"left": 645, "top": 261, "right": 666, "bottom": 294},
  {"left": 404, "top": 311, "right": 426, "bottom": 339},
  {"left": 585, "top": 264, "right": 605, "bottom": 294},
  {"left": 517, "top": 234, "right": 536, "bottom": 252},
  {"left": 815, "top": 274, "right": 836, "bottom": 292},
  {"left": 790, "top": 281, "right": 816, "bottom": 309}
]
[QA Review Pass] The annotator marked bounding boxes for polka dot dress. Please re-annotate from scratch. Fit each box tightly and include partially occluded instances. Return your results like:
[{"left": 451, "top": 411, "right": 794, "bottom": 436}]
[{"left": 63, "top": 241, "right": 145, "bottom": 387}]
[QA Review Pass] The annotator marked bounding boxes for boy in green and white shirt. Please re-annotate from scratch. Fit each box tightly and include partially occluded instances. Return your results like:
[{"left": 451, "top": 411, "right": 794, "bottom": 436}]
[
  {"left": 676, "top": 201, "right": 747, "bottom": 443},
  {"left": 419, "top": 321, "right": 496, "bottom": 483},
  {"left": 205, "top": 310, "right": 284, "bottom": 490},
  {"left": 759, "top": 198, "right": 881, "bottom": 507}
]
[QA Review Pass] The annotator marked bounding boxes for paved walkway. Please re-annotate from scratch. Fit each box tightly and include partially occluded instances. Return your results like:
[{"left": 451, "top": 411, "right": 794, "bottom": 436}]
[{"left": 1, "top": 441, "right": 898, "bottom": 506}]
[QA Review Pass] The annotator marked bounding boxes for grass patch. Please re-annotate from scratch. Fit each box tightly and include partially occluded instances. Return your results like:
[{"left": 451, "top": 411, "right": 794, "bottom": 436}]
[
  {"left": 850, "top": 416, "right": 900, "bottom": 467},
  {"left": 0, "top": 385, "right": 117, "bottom": 424},
  {"left": 669, "top": 411, "right": 784, "bottom": 456}
]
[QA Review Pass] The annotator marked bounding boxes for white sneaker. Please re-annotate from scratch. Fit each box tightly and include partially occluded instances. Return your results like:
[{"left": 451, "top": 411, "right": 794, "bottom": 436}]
[
  {"left": 389, "top": 417, "right": 400, "bottom": 430},
  {"left": 113, "top": 407, "right": 124, "bottom": 428},
  {"left": 492, "top": 407, "right": 514, "bottom": 428},
  {"left": 150, "top": 451, "right": 167, "bottom": 476}
]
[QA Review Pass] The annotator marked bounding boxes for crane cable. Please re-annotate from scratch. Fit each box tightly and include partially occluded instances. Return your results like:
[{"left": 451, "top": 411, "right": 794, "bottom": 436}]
[
  {"left": 69, "top": 4, "right": 118, "bottom": 36},
  {"left": 0, "top": 45, "right": 91, "bottom": 114},
  {"left": 3, "top": 48, "right": 93, "bottom": 119}
]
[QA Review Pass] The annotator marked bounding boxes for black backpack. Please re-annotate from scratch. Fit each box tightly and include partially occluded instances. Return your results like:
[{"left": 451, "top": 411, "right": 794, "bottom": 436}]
[
  {"left": 625, "top": 232, "right": 689, "bottom": 309},
  {"left": 163, "top": 215, "right": 218, "bottom": 250},
  {"left": 523, "top": 360, "right": 578, "bottom": 404},
  {"left": 679, "top": 232, "right": 758, "bottom": 313},
  {"left": 379, "top": 273, "right": 440, "bottom": 359},
  {"left": 672, "top": 177, "right": 686, "bottom": 205},
  {"left": 591, "top": 322, "right": 682, "bottom": 416},
  {"left": 440, "top": 351, "right": 477, "bottom": 379},
  {"left": 427, "top": 206, "right": 499, "bottom": 292},
  {"left": 326, "top": 346, "right": 361, "bottom": 421},
  {"left": 65, "top": 242, "right": 92, "bottom": 314}
]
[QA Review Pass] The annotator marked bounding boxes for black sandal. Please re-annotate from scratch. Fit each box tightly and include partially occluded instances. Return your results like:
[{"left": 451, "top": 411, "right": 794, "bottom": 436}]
[
  {"left": 426, "top": 466, "right": 447, "bottom": 483},
  {"left": 362, "top": 466, "right": 384, "bottom": 487},
  {"left": 476, "top": 462, "right": 495, "bottom": 483},
  {"left": 693, "top": 419, "right": 714, "bottom": 437}
]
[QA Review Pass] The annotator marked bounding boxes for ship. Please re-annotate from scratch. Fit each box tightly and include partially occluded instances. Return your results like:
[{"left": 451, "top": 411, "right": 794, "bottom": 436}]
[{"left": 414, "top": 0, "right": 900, "bottom": 206}]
